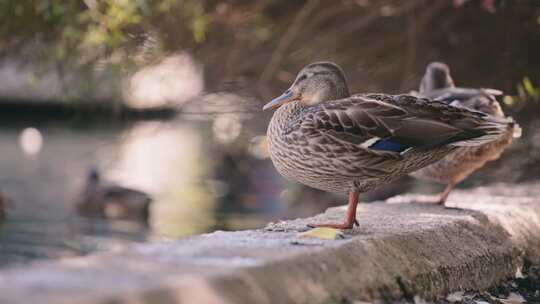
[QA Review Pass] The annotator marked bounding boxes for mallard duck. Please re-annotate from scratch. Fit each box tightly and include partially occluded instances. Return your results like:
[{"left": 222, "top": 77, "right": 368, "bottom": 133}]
[
  {"left": 411, "top": 62, "right": 520, "bottom": 205},
  {"left": 263, "top": 62, "right": 516, "bottom": 229},
  {"left": 76, "top": 169, "right": 152, "bottom": 222}
]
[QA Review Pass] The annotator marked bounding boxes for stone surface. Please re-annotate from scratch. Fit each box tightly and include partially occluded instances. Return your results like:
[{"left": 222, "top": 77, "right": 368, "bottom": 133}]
[{"left": 0, "top": 183, "right": 539, "bottom": 304}]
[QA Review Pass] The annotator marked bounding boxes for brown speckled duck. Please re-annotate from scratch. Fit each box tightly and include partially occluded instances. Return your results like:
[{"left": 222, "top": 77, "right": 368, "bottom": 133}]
[
  {"left": 263, "top": 62, "right": 517, "bottom": 229},
  {"left": 411, "top": 62, "right": 521, "bottom": 205}
]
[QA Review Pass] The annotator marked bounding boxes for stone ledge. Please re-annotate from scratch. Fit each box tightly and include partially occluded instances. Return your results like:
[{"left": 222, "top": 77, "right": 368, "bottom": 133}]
[{"left": 0, "top": 183, "right": 539, "bottom": 304}]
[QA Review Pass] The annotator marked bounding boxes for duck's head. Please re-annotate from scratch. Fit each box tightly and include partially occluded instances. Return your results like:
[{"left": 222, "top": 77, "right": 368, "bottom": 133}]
[
  {"left": 263, "top": 62, "right": 350, "bottom": 111},
  {"left": 419, "top": 62, "right": 455, "bottom": 94}
]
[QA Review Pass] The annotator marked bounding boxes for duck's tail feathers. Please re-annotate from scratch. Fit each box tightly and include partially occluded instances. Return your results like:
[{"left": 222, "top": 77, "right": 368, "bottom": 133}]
[
  {"left": 481, "top": 88, "right": 504, "bottom": 96},
  {"left": 450, "top": 116, "right": 519, "bottom": 147}
]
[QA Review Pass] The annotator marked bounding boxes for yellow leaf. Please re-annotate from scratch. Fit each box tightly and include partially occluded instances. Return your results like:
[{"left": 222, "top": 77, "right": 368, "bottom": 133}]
[{"left": 298, "top": 227, "right": 344, "bottom": 240}]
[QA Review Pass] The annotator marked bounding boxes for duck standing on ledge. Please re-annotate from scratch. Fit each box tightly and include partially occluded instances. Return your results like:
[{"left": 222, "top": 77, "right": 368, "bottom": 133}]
[
  {"left": 263, "top": 62, "right": 517, "bottom": 229},
  {"left": 411, "top": 62, "right": 521, "bottom": 205}
]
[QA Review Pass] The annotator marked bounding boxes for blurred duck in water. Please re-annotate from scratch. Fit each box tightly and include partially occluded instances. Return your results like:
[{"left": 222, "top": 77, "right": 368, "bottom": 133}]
[
  {"left": 411, "top": 62, "right": 521, "bottom": 206},
  {"left": 263, "top": 61, "right": 517, "bottom": 229},
  {"left": 76, "top": 168, "right": 152, "bottom": 223}
]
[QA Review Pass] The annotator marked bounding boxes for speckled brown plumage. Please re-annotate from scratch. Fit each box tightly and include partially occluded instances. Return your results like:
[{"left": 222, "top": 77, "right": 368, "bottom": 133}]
[
  {"left": 411, "top": 62, "right": 521, "bottom": 205},
  {"left": 268, "top": 93, "right": 507, "bottom": 194},
  {"left": 263, "top": 62, "right": 516, "bottom": 228}
]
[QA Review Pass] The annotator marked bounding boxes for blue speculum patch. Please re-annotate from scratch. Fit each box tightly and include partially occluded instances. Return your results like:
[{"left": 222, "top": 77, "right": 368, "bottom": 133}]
[{"left": 369, "top": 139, "right": 409, "bottom": 152}]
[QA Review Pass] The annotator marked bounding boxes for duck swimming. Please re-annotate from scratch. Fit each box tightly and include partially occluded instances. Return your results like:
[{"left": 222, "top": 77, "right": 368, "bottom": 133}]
[
  {"left": 76, "top": 168, "right": 152, "bottom": 223},
  {"left": 263, "top": 61, "right": 516, "bottom": 229},
  {"left": 411, "top": 62, "right": 520, "bottom": 205}
]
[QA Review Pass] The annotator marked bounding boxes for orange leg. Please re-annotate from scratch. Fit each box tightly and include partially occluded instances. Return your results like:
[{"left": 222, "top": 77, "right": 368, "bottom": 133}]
[
  {"left": 437, "top": 182, "right": 455, "bottom": 206},
  {"left": 308, "top": 191, "right": 360, "bottom": 229}
]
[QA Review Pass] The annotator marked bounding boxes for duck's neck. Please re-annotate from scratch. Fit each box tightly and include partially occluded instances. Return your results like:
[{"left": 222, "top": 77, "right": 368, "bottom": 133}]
[
  {"left": 420, "top": 72, "right": 454, "bottom": 94},
  {"left": 276, "top": 100, "right": 307, "bottom": 121},
  {"left": 268, "top": 101, "right": 307, "bottom": 134}
]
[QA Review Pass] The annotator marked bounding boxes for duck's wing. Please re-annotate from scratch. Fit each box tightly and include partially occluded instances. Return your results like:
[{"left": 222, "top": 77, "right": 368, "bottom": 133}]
[
  {"left": 423, "top": 87, "right": 503, "bottom": 102},
  {"left": 422, "top": 87, "right": 504, "bottom": 116},
  {"left": 287, "top": 94, "right": 512, "bottom": 155}
]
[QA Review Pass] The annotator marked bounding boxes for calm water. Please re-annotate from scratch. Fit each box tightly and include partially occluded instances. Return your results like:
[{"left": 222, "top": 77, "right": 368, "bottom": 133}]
[{"left": 0, "top": 109, "right": 298, "bottom": 267}]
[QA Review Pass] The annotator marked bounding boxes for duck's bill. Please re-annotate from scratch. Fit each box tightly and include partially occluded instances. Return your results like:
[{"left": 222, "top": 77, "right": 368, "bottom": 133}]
[{"left": 262, "top": 89, "right": 296, "bottom": 111}]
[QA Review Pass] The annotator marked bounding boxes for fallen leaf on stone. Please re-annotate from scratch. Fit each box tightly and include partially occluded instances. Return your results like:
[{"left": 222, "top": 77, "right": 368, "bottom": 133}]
[
  {"left": 499, "top": 292, "right": 526, "bottom": 304},
  {"left": 298, "top": 227, "right": 344, "bottom": 240},
  {"left": 446, "top": 291, "right": 464, "bottom": 302}
]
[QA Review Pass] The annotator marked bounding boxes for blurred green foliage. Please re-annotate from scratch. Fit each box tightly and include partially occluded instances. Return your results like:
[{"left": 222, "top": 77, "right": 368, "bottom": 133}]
[
  {"left": 185, "top": 1, "right": 210, "bottom": 43},
  {"left": 518, "top": 77, "right": 540, "bottom": 102},
  {"left": 0, "top": 0, "right": 538, "bottom": 104},
  {"left": 0, "top": 0, "right": 209, "bottom": 64},
  {"left": 504, "top": 77, "right": 540, "bottom": 110}
]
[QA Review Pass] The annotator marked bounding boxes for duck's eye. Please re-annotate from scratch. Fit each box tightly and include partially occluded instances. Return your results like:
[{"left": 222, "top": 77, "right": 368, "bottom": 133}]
[{"left": 297, "top": 72, "right": 315, "bottom": 83}]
